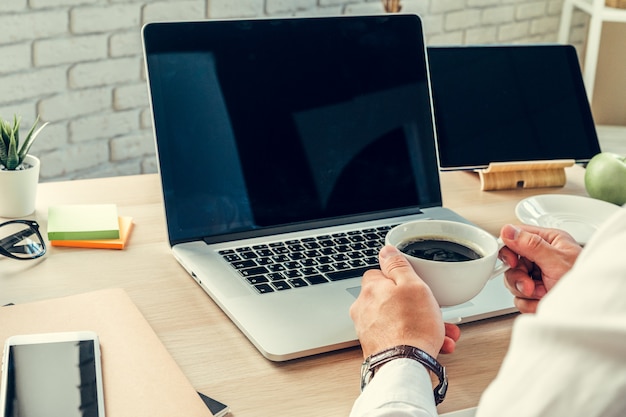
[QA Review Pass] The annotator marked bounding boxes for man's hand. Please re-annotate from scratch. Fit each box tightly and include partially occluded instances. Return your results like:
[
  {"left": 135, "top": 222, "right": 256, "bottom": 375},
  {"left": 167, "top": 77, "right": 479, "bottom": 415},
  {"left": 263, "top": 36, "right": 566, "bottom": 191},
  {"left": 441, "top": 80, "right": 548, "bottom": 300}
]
[
  {"left": 499, "top": 224, "right": 582, "bottom": 313},
  {"left": 350, "top": 245, "right": 460, "bottom": 359}
]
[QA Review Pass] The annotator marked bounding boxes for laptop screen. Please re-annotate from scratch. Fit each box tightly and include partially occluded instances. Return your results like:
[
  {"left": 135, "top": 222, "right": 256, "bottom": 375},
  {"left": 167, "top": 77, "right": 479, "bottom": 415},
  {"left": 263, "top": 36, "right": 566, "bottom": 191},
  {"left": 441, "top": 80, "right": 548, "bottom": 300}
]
[
  {"left": 427, "top": 44, "right": 601, "bottom": 170},
  {"left": 143, "top": 15, "right": 441, "bottom": 245}
]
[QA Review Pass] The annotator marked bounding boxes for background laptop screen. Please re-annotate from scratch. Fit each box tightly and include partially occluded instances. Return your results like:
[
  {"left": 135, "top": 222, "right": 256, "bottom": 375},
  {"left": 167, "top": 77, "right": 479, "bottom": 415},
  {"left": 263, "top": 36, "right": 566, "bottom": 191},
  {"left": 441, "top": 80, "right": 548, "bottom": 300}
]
[
  {"left": 428, "top": 44, "right": 601, "bottom": 170},
  {"left": 143, "top": 16, "right": 441, "bottom": 245}
]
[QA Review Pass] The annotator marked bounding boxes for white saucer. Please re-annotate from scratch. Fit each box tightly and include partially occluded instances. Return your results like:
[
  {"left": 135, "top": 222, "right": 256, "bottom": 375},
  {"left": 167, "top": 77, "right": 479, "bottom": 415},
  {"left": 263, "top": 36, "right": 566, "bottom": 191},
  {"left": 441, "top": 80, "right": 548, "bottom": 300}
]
[{"left": 515, "top": 194, "right": 620, "bottom": 245}]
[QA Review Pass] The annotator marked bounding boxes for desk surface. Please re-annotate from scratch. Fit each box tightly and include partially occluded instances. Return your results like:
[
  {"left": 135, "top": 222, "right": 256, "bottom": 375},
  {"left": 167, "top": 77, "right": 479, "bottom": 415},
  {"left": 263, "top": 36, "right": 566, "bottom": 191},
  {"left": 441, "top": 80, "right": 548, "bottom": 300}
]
[{"left": 1, "top": 166, "right": 589, "bottom": 416}]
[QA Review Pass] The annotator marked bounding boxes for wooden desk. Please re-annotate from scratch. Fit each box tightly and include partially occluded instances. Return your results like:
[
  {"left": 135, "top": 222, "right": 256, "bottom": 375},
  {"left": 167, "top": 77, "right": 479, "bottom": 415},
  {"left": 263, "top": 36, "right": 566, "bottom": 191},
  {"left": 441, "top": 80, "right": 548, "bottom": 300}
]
[{"left": 0, "top": 166, "right": 589, "bottom": 416}]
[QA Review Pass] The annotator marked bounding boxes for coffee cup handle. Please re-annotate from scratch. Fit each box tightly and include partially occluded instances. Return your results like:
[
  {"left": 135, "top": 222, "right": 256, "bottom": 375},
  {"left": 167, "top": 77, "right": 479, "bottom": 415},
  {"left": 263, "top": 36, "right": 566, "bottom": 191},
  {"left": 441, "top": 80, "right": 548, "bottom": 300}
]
[{"left": 489, "top": 238, "right": 510, "bottom": 279}]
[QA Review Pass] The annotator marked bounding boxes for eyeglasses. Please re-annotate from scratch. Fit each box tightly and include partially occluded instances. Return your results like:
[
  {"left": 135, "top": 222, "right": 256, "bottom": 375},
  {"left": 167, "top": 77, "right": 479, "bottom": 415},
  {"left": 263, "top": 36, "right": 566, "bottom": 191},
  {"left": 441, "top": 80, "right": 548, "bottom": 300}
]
[{"left": 0, "top": 220, "right": 46, "bottom": 260}]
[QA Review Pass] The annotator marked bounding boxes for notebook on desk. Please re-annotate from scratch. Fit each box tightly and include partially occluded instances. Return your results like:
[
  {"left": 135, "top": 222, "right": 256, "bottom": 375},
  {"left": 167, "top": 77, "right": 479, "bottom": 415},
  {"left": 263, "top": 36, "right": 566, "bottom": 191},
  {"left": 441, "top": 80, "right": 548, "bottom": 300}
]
[{"left": 142, "top": 14, "right": 517, "bottom": 361}]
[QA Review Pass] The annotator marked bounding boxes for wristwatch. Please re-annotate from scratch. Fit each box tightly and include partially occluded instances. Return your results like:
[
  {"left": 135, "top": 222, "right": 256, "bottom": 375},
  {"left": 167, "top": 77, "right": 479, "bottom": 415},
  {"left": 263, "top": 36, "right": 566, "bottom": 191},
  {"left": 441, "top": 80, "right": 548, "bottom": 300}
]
[{"left": 360, "top": 345, "right": 448, "bottom": 405}]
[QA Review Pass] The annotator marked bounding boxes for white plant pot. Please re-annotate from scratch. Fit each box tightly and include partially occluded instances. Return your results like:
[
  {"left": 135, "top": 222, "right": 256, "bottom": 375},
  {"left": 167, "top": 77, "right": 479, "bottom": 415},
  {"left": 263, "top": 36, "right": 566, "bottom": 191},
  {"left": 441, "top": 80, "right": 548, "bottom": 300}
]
[{"left": 0, "top": 155, "right": 40, "bottom": 218}]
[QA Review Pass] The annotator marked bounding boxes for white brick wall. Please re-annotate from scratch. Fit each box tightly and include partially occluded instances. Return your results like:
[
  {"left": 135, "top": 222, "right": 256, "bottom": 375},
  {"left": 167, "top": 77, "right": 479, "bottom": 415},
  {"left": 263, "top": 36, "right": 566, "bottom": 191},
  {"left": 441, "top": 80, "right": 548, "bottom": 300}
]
[{"left": 0, "top": 0, "right": 587, "bottom": 182}]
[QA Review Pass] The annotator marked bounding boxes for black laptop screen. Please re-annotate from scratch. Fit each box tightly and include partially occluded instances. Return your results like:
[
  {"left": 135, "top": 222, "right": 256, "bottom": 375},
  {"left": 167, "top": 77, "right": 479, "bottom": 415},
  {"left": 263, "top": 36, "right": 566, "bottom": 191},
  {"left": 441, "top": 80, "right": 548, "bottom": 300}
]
[
  {"left": 427, "top": 45, "right": 601, "bottom": 170},
  {"left": 143, "top": 15, "right": 441, "bottom": 244}
]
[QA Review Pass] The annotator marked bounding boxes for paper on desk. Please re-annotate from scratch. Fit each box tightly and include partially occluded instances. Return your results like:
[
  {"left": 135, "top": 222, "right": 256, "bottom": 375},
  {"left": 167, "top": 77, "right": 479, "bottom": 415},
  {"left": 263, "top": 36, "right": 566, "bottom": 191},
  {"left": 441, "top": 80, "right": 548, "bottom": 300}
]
[{"left": 0, "top": 289, "right": 213, "bottom": 417}]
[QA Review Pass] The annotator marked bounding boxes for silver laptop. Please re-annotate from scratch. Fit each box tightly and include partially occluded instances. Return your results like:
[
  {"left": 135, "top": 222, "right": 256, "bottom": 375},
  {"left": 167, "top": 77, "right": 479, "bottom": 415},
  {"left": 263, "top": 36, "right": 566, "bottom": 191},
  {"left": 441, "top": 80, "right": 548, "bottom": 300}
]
[{"left": 142, "top": 14, "right": 516, "bottom": 361}]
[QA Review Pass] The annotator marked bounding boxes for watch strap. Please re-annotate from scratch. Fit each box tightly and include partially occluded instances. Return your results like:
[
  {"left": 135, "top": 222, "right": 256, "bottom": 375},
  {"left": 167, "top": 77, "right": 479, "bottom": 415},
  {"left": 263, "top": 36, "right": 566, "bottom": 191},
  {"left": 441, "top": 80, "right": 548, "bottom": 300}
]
[{"left": 360, "top": 345, "right": 448, "bottom": 405}]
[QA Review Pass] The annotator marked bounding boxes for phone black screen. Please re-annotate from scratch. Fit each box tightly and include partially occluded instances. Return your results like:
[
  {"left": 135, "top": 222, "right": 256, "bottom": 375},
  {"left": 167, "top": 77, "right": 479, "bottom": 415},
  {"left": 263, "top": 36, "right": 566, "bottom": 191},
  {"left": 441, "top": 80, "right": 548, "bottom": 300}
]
[{"left": 3, "top": 339, "right": 101, "bottom": 417}]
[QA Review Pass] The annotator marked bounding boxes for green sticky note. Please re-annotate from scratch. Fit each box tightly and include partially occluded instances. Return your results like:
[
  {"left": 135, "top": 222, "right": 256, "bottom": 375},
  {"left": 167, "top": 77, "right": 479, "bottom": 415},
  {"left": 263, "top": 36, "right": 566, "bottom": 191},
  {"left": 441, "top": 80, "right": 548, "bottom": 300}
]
[{"left": 47, "top": 204, "right": 120, "bottom": 240}]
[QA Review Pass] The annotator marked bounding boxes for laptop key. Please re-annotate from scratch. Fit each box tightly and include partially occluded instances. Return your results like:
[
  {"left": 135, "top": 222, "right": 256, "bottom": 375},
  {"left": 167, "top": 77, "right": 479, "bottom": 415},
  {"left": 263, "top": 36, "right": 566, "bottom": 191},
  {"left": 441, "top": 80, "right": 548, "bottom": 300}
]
[
  {"left": 256, "top": 249, "right": 273, "bottom": 257},
  {"left": 231, "top": 259, "right": 257, "bottom": 269},
  {"left": 272, "top": 281, "right": 292, "bottom": 291},
  {"left": 247, "top": 276, "right": 269, "bottom": 285},
  {"left": 304, "top": 250, "right": 321, "bottom": 258},
  {"left": 272, "top": 246, "right": 290, "bottom": 254},
  {"left": 267, "top": 264, "right": 286, "bottom": 272},
  {"left": 300, "top": 259, "right": 318, "bottom": 267},
  {"left": 348, "top": 259, "right": 367, "bottom": 268},
  {"left": 366, "top": 240, "right": 383, "bottom": 249},
  {"left": 272, "top": 254, "right": 290, "bottom": 263},
  {"left": 333, "top": 261, "right": 350, "bottom": 270},
  {"left": 289, "top": 252, "right": 305, "bottom": 261},
  {"left": 320, "top": 247, "right": 337, "bottom": 255},
  {"left": 254, "top": 283, "right": 274, "bottom": 294},
  {"left": 326, "top": 266, "right": 371, "bottom": 281},
  {"left": 268, "top": 272, "right": 286, "bottom": 281},
  {"left": 332, "top": 254, "right": 349, "bottom": 262},
  {"left": 349, "top": 242, "right": 367, "bottom": 251},
  {"left": 316, "top": 264, "right": 335, "bottom": 273},
  {"left": 303, "top": 242, "right": 320, "bottom": 250},
  {"left": 283, "top": 270, "right": 302, "bottom": 279},
  {"left": 223, "top": 253, "right": 241, "bottom": 262},
  {"left": 289, "top": 278, "right": 308, "bottom": 288},
  {"left": 335, "top": 245, "right": 351, "bottom": 253},
  {"left": 300, "top": 267, "right": 318, "bottom": 276},
  {"left": 240, "top": 266, "right": 269, "bottom": 277},
  {"left": 305, "top": 275, "right": 329, "bottom": 285}
]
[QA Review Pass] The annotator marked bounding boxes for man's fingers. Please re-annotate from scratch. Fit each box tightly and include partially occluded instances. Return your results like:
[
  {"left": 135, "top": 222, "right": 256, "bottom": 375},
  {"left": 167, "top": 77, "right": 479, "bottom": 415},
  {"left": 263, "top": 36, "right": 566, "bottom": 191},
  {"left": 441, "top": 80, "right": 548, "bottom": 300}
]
[
  {"left": 500, "top": 224, "right": 575, "bottom": 264},
  {"left": 440, "top": 337, "right": 457, "bottom": 354},
  {"left": 440, "top": 323, "right": 461, "bottom": 354},
  {"left": 513, "top": 297, "right": 539, "bottom": 314},
  {"left": 504, "top": 267, "right": 535, "bottom": 297},
  {"left": 444, "top": 323, "right": 461, "bottom": 342}
]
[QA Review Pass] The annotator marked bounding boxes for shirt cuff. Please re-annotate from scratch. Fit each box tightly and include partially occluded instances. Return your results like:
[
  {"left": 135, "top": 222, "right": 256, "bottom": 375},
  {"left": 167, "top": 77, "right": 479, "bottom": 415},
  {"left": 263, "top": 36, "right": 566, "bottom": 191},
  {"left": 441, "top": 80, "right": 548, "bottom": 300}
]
[{"left": 350, "top": 358, "right": 438, "bottom": 417}]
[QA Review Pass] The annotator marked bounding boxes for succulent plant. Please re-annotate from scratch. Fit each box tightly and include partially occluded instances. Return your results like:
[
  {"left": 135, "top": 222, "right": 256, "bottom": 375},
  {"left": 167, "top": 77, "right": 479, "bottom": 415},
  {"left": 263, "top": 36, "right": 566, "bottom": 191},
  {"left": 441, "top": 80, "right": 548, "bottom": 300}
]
[{"left": 0, "top": 115, "right": 48, "bottom": 171}]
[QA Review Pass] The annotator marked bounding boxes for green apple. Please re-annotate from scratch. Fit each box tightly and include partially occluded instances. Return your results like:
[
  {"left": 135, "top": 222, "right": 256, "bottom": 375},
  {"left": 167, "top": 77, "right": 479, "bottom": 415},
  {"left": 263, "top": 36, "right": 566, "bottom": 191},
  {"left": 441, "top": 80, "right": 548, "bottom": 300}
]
[{"left": 584, "top": 152, "right": 626, "bottom": 206}]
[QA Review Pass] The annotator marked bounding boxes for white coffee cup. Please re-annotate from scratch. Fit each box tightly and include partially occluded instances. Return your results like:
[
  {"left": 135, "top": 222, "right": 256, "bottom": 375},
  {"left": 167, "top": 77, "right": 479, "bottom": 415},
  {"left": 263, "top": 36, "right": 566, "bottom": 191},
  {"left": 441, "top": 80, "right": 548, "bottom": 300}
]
[{"left": 385, "top": 220, "right": 509, "bottom": 307}]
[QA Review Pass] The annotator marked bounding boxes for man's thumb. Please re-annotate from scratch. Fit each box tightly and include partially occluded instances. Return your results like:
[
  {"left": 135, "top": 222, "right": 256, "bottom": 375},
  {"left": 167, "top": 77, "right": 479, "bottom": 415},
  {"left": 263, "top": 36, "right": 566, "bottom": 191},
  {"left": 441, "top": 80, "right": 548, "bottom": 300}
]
[{"left": 378, "top": 245, "right": 416, "bottom": 282}]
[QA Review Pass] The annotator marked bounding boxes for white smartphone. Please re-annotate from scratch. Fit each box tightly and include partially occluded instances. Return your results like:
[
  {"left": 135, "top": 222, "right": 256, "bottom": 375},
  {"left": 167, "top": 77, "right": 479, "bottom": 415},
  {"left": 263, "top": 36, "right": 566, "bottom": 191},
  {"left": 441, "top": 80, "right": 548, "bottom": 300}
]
[{"left": 0, "top": 331, "right": 105, "bottom": 417}]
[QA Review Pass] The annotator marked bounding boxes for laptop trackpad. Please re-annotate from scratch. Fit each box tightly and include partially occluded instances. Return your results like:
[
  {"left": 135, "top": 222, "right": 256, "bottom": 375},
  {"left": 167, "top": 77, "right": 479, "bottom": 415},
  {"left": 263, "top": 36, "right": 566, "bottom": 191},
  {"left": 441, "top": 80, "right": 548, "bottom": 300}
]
[{"left": 346, "top": 286, "right": 361, "bottom": 298}]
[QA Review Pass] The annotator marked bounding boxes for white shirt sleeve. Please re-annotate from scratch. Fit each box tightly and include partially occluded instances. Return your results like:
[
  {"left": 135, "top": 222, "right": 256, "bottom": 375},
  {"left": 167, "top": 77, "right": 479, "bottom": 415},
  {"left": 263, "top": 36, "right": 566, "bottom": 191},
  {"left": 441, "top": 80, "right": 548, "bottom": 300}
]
[
  {"left": 350, "top": 358, "right": 438, "bottom": 417},
  {"left": 476, "top": 207, "right": 626, "bottom": 417}
]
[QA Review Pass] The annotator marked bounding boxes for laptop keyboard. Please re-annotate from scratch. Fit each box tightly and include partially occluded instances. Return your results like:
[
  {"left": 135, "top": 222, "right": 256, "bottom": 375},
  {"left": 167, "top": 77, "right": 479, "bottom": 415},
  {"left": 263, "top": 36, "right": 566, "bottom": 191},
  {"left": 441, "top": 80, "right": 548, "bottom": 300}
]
[{"left": 218, "top": 224, "right": 398, "bottom": 294}]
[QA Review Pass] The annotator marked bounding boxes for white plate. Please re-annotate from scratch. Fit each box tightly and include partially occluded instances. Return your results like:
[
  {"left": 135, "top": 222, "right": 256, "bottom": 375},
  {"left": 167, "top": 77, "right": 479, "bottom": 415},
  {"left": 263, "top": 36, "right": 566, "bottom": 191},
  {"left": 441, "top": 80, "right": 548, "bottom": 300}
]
[{"left": 515, "top": 194, "right": 620, "bottom": 245}]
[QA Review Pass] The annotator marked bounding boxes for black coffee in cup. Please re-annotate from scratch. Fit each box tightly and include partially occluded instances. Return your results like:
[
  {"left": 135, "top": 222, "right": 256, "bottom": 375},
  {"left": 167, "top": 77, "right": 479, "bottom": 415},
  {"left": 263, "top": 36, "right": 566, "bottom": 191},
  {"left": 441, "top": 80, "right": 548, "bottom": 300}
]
[{"left": 398, "top": 237, "right": 482, "bottom": 262}]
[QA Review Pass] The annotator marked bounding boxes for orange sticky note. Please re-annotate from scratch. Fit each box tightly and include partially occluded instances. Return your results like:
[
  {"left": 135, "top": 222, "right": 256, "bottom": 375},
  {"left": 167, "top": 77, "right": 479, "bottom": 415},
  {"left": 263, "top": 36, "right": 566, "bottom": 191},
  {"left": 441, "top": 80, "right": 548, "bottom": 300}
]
[{"left": 51, "top": 216, "right": 133, "bottom": 250}]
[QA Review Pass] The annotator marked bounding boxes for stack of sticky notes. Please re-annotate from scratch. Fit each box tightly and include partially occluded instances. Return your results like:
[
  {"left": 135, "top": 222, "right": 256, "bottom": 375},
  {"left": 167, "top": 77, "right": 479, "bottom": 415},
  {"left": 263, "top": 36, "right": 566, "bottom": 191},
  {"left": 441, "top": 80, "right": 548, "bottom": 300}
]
[{"left": 47, "top": 204, "right": 134, "bottom": 249}]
